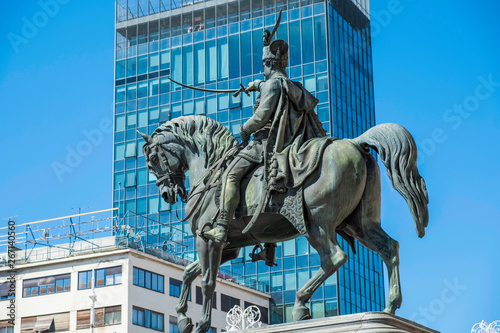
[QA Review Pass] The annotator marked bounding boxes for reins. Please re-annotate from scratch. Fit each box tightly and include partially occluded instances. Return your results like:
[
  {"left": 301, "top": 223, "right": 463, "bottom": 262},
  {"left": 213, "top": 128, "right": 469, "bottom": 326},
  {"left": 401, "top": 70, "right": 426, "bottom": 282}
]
[{"left": 178, "top": 143, "right": 244, "bottom": 223}]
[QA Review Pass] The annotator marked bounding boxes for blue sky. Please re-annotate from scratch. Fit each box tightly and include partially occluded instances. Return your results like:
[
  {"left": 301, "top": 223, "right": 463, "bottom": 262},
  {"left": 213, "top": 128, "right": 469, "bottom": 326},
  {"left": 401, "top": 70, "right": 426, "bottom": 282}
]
[{"left": 0, "top": 1, "right": 499, "bottom": 332}]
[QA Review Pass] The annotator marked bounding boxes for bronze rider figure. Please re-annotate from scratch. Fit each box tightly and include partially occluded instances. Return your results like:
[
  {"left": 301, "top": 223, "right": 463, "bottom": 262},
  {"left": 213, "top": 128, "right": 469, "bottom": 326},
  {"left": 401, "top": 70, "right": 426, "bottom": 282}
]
[{"left": 203, "top": 25, "right": 327, "bottom": 266}]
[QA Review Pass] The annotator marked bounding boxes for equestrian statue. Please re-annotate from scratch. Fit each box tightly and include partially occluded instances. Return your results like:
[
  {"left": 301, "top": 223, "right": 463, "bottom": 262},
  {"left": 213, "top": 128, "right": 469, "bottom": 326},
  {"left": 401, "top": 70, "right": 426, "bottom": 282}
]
[{"left": 139, "top": 12, "right": 429, "bottom": 333}]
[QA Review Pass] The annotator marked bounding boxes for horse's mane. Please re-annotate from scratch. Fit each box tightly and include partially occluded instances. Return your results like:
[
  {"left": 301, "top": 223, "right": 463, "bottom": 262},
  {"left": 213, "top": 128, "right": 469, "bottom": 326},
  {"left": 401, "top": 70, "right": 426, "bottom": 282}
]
[{"left": 153, "top": 116, "right": 239, "bottom": 168}]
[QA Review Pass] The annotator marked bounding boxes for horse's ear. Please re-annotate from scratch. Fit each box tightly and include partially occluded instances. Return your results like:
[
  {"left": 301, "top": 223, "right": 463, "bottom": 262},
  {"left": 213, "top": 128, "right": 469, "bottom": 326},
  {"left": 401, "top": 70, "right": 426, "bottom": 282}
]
[{"left": 138, "top": 131, "right": 152, "bottom": 144}]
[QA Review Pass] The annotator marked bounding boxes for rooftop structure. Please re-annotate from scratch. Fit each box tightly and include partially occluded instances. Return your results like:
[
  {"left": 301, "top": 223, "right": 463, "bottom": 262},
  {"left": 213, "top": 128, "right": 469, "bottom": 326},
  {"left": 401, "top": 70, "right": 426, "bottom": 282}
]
[{"left": 0, "top": 211, "right": 270, "bottom": 333}]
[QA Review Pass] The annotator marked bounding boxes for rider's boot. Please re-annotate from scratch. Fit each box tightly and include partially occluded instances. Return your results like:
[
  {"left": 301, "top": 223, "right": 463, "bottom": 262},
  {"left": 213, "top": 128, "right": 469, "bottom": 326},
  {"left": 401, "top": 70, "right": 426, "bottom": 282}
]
[
  {"left": 203, "top": 212, "right": 229, "bottom": 244},
  {"left": 250, "top": 243, "right": 277, "bottom": 267}
]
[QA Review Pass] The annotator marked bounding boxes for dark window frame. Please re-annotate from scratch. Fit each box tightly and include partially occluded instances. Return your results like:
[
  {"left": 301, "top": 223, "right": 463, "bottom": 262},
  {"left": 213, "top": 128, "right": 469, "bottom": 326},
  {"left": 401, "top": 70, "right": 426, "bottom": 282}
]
[
  {"left": 132, "top": 306, "right": 164, "bottom": 331},
  {"left": 169, "top": 278, "right": 182, "bottom": 297},
  {"left": 133, "top": 267, "right": 165, "bottom": 293},
  {"left": 195, "top": 286, "right": 216, "bottom": 309},
  {"left": 76, "top": 305, "right": 122, "bottom": 329},
  {"left": 0, "top": 282, "right": 14, "bottom": 300},
  {"left": 22, "top": 274, "right": 70, "bottom": 298},
  {"left": 244, "top": 302, "right": 269, "bottom": 324},
  {"left": 0, "top": 324, "right": 14, "bottom": 333},
  {"left": 95, "top": 266, "right": 122, "bottom": 288},
  {"left": 169, "top": 278, "right": 190, "bottom": 300},
  {"left": 221, "top": 293, "right": 240, "bottom": 312},
  {"left": 78, "top": 270, "right": 92, "bottom": 290}
]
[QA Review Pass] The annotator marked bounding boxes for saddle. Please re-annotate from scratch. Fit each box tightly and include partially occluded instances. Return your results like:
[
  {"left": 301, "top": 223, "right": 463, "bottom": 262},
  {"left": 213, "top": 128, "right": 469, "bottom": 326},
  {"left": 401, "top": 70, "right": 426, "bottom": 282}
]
[{"left": 234, "top": 164, "right": 309, "bottom": 237}]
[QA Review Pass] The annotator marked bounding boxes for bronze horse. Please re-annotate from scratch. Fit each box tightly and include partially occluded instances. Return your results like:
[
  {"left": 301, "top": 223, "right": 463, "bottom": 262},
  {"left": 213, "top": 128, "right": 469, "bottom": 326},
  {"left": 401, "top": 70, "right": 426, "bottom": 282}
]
[{"left": 141, "top": 115, "right": 428, "bottom": 333}]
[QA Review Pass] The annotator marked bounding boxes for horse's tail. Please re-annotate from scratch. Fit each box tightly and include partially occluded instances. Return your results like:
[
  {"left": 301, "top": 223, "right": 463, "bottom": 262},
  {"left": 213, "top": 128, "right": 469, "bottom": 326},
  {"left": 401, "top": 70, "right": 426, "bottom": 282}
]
[{"left": 352, "top": 123, "right": 429, "bottom": 238}]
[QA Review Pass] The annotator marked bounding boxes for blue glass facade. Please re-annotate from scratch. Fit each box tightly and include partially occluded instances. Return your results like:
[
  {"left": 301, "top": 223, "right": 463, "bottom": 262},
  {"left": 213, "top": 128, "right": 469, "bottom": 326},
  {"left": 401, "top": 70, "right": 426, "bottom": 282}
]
[{"left": 113, "top": 0, "right": 384, "bottom": 323}]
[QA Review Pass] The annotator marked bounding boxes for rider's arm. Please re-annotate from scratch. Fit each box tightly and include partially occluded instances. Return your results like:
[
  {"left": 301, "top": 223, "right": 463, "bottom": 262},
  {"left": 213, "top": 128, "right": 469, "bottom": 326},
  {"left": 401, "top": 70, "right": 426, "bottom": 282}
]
[
  {"left": 242, "top": 79, "right": 281, "bottom": 134},
  {"left": 246, "top": 79, "right": 264, "bottom": 92}
]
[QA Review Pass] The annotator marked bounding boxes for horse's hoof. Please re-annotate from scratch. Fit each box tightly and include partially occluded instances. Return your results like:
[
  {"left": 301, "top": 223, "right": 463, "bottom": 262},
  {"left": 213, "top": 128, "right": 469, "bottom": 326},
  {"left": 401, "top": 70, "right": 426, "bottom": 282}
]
[
  {"left": 383, "top": 305, "right": 399, "bottom": 315},
  {"left": 292, "top": 305, "right": 311, "bottom": 321},
  {"left": 178, "top": 316, "right": 194, "bottom": 333},
  {"left": 383, "top": 295, "right": 401, "bottom": 314}
]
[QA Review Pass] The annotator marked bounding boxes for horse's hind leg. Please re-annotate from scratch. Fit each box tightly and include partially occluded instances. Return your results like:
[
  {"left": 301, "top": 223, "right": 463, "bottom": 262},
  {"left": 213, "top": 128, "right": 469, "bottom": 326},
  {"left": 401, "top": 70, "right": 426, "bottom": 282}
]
[
  {"left": 293, "top": 224, "right": 347, "bottom": 321},
  {"left": 347, "top": 220, "right": 401, "bottom": 313},
  {"left": 344, "top": 160, "right": 402, "bottom": 314},
  {"left": 176, "top": 260, "right": 202, "bottom": 333}
]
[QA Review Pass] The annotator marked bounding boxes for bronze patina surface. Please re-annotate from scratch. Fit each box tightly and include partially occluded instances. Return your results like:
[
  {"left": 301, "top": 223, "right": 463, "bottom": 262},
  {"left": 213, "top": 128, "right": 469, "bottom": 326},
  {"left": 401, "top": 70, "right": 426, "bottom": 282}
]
[
  {"left": 140, "top": 13, "right": 429, "bottom": 333},
  {"left": 141, "top": 116, "right": 428, "bottom": 333}
]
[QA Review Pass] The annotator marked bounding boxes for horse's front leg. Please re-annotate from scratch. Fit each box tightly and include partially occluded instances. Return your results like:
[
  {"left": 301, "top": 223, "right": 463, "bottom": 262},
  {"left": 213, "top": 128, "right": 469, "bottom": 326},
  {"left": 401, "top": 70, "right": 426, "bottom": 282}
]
[
  {"left": 195, "top": 236, "right": 224, "bottom": 333},
  {"left": 176, "top": 260, "right": 202, "bottom": 333}
]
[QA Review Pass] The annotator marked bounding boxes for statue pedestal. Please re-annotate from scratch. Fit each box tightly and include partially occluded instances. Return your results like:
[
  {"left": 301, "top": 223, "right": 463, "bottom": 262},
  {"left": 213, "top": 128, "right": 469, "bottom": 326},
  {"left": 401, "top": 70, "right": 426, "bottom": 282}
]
[{"left": 243, "top": 312, "right": 439, "bottom": 333}]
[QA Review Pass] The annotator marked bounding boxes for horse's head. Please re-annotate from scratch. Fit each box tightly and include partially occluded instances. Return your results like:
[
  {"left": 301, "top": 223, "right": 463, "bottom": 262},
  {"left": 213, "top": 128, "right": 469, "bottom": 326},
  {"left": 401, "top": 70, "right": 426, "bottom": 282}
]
[
  {"left": 140, "top": 116, "right": 239, "bottom": 205},
  {"left": 140, "top": 131, "right": 188, "bottom": 205}
]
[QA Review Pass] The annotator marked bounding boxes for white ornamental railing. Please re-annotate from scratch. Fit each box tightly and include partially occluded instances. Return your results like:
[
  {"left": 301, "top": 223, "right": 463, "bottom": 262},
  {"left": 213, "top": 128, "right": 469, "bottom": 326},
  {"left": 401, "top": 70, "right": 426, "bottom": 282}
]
[
  {"left": 226, "top": 305, "right": 262, "bottom": 331},
  {"left": 471, "top": 320, "right": 500, "bottom": 333}
]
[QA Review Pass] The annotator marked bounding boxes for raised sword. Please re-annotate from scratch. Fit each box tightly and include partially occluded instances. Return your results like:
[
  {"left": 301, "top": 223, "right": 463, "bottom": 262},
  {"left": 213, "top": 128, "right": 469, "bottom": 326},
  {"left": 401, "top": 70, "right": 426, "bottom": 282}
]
[{"left": 168, "top": 78, "right": 250, "bottom": 97}]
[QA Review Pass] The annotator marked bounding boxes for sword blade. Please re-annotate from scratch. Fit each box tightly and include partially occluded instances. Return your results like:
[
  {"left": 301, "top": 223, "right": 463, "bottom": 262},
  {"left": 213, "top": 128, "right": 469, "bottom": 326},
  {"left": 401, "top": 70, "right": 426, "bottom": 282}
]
[
  {"left": 169, "top": 77, "right": 240, "bottom": 94},
  {"left": 268, "top": 9, "right": 282, "bottom": 42}
]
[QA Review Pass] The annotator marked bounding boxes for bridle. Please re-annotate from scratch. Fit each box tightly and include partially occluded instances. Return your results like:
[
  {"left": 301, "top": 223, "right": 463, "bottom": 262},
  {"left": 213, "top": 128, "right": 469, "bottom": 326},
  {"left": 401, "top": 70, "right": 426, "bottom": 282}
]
[
  {"left": 147, "top": 143, "right": 188, "bottom": 203},
  {"left": 145, "top": 137, "right": 243, "bottom": 223}
]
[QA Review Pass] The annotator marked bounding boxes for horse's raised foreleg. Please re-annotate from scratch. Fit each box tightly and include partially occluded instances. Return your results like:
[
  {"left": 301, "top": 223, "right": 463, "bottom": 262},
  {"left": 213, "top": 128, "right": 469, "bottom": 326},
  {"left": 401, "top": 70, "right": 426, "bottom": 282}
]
[
  {"left": 176, "top": 248, "right": 240, "bottom": 333},
  {"left": 194, "top": 236, "right": 224, "bottom": 333},
  {"left": 176, "top": 260, "right": 202, "bottom": 333},
  {"left": 293, "top": 225, "right": 347, "bottom": 321}
]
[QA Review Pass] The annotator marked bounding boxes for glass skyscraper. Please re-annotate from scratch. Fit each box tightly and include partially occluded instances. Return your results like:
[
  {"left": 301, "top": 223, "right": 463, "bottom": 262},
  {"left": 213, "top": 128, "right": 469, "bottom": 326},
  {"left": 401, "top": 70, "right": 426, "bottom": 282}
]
[{"left": 113, "top": 0, "right": 384, "bottom": 325}]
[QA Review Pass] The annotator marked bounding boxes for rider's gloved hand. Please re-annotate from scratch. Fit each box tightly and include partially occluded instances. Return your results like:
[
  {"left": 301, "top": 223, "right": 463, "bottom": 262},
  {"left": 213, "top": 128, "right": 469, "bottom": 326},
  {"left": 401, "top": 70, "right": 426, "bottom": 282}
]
[
  {"left": 240, "top": 126, "right": 251, "bottom": 145},
  {"left": 245, "top": 80, "right": 263, "bottom": 93}
]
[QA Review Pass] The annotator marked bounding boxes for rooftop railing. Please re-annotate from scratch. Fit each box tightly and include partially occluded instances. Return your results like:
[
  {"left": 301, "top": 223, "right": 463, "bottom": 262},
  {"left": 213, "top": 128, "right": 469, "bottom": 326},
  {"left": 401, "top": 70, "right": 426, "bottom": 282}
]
[{"left": 0, "top": 210, "right": 269, "bottom": 293}]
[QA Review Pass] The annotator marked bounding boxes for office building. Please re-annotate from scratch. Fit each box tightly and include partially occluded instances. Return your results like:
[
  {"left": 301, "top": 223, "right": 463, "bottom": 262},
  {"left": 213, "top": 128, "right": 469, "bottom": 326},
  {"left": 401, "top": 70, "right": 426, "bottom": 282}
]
[
  {"left": 112, "top": 0, "right": 385, "bottom": 325},
  {"left": 0, "top": 216, "right": 269, "bottom": 333}
]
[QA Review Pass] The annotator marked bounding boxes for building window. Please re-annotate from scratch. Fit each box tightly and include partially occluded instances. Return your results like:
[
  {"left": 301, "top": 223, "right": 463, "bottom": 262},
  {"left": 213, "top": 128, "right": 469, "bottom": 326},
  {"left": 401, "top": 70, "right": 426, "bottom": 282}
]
[
  {"left": 244, "top": 302, "right": 269, "bottom": 324},
  {"left": 0, "top": 321, "right": 14, "bottom": 333},
  {"left": 169, "top": 316, "right": 178, "bottom": 333},
  {"left": 77, "top": 305, "right": 122, "bottom": 329},
  {"left": 195, "top": 286, "right": 216, "bottom": 309},
  {"left": 21, "top": 312, "right": 70, "bottom": 332},
  {"left": 22, "top": 274, "right": 70, "bottom": 297},
  {"left": 221, "top": 294, "right": 240, "bottom": 312},
  {"left": 133, "top": 306, "right": 164, "bottom": 331},
  {"left": 78, "top": 271, "right": 92, "bottom": 290},
  {"left": 169, "top": 278, "right": 182, "bottom": 297},
  {"left": 0, "top": 282, "right": 14, "bottom": 300},
  {"left": 103, "top": 305, "right": 122, "bottom": 325},
  {"left": 95, "top": 266, "right": 122, "bottom": 287},
  {"left": 133, "top": 267, "right": 165, "bottom": 293},
  {"left": 196, "top": 286, "right": 202, "bottom": 305}
]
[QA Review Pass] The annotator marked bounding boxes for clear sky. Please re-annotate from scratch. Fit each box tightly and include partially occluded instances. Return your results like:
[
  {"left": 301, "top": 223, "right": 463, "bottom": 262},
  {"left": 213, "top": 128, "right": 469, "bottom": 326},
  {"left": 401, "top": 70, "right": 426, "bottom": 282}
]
[{"left": 0, "top": 1, "right": 499, "bottom": 332}]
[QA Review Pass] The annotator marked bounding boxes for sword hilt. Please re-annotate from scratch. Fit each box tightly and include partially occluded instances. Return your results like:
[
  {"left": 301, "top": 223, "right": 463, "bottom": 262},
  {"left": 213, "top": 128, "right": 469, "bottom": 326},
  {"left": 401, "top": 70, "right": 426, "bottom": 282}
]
[{"left": 233, "top": 84, "right": 250, "bottom": 98}]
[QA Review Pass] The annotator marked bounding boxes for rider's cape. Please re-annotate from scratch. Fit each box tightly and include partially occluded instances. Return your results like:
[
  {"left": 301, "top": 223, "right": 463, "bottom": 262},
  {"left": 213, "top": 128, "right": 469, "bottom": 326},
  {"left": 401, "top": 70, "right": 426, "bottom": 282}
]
[{"left": 267, "top": 77, "right": 330, "bottom": 191}]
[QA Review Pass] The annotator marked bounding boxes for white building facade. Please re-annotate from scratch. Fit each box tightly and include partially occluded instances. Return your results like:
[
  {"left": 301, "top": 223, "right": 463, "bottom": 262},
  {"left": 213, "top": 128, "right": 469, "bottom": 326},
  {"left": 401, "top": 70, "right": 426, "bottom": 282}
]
[{"left": 0, "top": 244, "right": 269, "bottom": 333}]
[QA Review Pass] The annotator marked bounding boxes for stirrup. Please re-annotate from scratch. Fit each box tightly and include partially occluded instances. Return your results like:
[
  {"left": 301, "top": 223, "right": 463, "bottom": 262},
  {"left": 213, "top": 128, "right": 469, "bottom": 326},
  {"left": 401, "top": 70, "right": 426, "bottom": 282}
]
[
  {"left": 250, "top": 244, "right": 277, "bottom": 267},
  {"left": 197, "top": 221, "right": 213, "bottom": 242}
]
